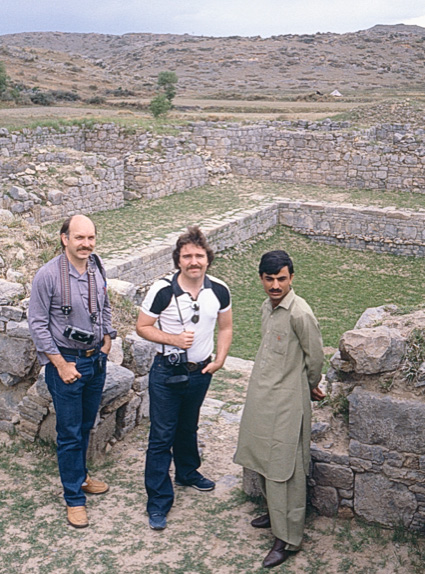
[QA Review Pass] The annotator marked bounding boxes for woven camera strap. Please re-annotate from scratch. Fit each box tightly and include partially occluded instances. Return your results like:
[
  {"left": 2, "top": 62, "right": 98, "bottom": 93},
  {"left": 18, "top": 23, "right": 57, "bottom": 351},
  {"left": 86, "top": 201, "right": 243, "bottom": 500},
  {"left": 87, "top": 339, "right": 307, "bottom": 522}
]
[
  {"left": 158, "top": 276, "right": 185, "bottom": 354},
  {"left": 60, "top": 252, "right": 103, "bottom": 324}
]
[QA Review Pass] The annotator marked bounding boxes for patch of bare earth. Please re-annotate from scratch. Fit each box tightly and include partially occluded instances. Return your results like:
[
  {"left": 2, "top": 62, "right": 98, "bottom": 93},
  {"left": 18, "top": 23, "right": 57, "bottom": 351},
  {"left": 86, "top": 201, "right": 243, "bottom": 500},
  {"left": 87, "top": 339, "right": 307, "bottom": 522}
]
[{"left": 0, "top": 365, "right": 422, "bottom": 573}]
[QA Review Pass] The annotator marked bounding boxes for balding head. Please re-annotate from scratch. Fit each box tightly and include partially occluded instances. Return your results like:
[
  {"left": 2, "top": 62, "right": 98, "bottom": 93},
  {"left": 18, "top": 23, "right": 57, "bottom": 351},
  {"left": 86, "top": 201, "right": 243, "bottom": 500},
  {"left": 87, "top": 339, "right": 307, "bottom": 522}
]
[{"left": 60, "top": 215, "right": 97, "bottom": 249}]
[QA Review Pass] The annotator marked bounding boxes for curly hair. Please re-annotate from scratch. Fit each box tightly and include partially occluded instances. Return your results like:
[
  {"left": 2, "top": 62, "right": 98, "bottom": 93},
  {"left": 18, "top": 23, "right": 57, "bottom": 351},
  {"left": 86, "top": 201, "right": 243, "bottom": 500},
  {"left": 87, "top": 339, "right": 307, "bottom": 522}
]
[{"left": 172, "top": 226, "right": 214, "bottom": 269}]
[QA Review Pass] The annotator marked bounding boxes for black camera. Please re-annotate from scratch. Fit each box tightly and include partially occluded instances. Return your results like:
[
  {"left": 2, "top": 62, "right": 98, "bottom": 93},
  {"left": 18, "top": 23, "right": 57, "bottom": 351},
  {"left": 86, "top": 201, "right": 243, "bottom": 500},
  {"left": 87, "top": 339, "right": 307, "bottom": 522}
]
[
  {"left": 164, "top": 349, "right": 188, "bottom": 367},
  {"left": 163, "top": 349, "right": 189, "bottom": 385},
  {"left": 63, "top": 325, "right": 95, "bottom": 345}
]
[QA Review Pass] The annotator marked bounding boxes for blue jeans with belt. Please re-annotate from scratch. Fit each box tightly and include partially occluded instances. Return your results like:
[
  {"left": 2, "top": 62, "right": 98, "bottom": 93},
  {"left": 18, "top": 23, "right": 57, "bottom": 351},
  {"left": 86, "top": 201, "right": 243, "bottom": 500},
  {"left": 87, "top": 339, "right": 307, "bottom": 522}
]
[
  {"left": 45, "top": 350, "right": 107, "bottom": 507},
  {"left": 145, "top": 355, "right": 212, "bottom": 516}
]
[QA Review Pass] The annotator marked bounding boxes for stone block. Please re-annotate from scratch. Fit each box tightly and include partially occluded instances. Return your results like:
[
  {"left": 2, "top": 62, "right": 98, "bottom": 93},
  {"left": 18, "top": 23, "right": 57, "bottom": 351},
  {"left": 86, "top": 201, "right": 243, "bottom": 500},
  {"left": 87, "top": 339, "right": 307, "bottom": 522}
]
[
  {"left": 86, "top": 411, "right": 117, "bottom": 461},
  {"left": 8, "top": 185, "right": 28, "bottom": 201},
  {"left": 349, "top": 388, "right": 425, "bottom": 454},
  {"left": 124, "top": 331, "right": 156, "bottom": 376},
  {"left": 133, "top": 374, "right": 149, "bottom": 393},
  {"left": 0, "top": 305, "right": 24, "bottom": 322},
  {"left": 348, "top": 440, "right": 386, "bottom": 464},
  {"left": 354, "top": 472, "right": 417, "bottom": 527},
  {"left": 108, "top": 337, "right": 124, "bottom": 365},
  {"left": 313, "top": 462, "right": 354, "bottom": 489},
  {"left": 100, "top": 362, "right": 134, "bottom": 409},
  {"left": 242, "top": 467, "right": 263, "bottom": 498},
  {"left": 6, "top": 319, "right": 31, "bottom": 339},
  {"left": 0, "top": 279, "right": 25, "bottom": 305},
  {"left": 310, "top": 485, "right": 339, "bottom": 517},
  {"left": 340, "top": 326, "right": 406, "bottom": 374},
  {"left": 0, "top": 334, "right": 36, "bottom": 377}
]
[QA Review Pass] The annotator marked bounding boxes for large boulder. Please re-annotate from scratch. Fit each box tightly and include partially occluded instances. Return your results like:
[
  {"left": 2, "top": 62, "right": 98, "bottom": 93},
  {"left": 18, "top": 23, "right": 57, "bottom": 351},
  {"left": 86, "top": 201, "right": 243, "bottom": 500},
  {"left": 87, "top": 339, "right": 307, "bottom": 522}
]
[
  {"left": 124, "top": 331, "right": 156, "bottom": 376},
  {"left": 354, "top": 472, "right": 417, "bottom": 528},
  {"left": 0, "top": 333, "right": 36, "bottom": 379},
  {"left": 100, "top": 362, "right": 134, "bottom": 409},
  {"left": 0, "top": 279, "right": 25, "bottom": 305},
  {"left": 339, "top": 326, "right": 406, "bottom": 374},
  {"left": 348, "top": 387, "right": 425, "bottom": 453}
]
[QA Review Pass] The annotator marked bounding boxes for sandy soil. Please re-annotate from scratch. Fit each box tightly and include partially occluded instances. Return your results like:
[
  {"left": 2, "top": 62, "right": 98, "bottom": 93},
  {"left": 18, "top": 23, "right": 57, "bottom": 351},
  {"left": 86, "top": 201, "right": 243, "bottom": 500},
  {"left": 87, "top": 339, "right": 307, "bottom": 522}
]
[{"left": 0, "top": 360, "right": 422, "bottom": 574}]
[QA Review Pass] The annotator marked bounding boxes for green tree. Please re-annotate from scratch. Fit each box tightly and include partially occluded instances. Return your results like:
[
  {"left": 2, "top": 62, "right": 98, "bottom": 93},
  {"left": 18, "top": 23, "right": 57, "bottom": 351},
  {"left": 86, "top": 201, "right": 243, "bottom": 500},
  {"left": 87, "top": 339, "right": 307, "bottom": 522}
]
[
  {"left": 148, "top": 94, "right": 172, "bottom": 118},
  {"left": 157, "top": 71, "right": 178, "bottom": 103},
  {"left": 0, "top": 61, "right": 7, "bottom": 94}
]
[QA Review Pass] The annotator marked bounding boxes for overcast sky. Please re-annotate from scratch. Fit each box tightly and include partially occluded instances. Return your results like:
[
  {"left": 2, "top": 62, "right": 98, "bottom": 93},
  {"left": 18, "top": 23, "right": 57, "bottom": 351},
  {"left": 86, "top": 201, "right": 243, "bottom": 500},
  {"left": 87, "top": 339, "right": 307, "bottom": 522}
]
[{"left": 2, "top": 0, "right": 425, "bottom": 38}]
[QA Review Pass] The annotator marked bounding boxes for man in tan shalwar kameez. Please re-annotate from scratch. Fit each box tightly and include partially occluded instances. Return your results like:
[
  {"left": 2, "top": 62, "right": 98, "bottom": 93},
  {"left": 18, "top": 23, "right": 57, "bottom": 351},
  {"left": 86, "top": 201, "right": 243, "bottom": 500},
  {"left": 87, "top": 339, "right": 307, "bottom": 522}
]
[{"left": 234, "top": 250, "right": 324, "bottom": 568}]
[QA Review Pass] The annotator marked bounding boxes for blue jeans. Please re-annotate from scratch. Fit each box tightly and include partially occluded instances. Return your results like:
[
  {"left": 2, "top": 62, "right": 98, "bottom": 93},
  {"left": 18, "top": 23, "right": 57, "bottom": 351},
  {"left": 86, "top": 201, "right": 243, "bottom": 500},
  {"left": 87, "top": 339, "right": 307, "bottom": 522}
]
[
  {"left": 45, "top": 351, "right": 107, "bottom": 506},
  {"left": 145, "top": 355, "right": 212, "bottom": 516}
]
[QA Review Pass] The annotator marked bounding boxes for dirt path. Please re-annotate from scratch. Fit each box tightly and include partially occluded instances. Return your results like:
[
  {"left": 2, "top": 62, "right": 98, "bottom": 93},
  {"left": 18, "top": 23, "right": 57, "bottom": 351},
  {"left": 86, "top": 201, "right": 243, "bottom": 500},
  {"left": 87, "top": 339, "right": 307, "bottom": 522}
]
[{"left": 0, "top": 363, "right": 423, "bottom": 573}]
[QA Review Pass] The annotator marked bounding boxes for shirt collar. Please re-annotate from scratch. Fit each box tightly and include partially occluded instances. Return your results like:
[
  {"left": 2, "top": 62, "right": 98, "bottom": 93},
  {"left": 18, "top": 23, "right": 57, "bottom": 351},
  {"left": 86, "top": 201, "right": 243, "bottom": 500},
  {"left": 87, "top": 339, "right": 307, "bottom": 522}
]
[
  {"left": 172, "top": 271, "right": 210, "bottom": 295},
  {"left": 267, "top": 287, "right": 295, "bottom": 310}
]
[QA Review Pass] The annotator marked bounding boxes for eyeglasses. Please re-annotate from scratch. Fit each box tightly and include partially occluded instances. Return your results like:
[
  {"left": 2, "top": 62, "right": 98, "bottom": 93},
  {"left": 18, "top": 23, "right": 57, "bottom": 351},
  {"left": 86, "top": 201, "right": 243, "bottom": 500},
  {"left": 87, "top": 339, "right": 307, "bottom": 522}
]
[{"left": 191, "top": 302, "right": 200, "bottom": 324}]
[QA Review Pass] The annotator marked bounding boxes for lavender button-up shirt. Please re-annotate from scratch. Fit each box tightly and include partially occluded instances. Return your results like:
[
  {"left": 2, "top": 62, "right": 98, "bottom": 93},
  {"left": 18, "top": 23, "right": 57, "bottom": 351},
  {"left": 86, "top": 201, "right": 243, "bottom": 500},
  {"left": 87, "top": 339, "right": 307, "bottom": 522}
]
[{"left": 28, "top": 254, "right": 116, "bottom": 365}]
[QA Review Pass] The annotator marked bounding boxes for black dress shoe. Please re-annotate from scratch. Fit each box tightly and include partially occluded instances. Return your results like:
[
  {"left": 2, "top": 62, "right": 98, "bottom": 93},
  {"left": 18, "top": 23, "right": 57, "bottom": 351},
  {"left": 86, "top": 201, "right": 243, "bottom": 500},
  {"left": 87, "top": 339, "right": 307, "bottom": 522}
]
[
  {"left": 250, "top": 513, "right": 271, "bottom": 528},
  {"left": 263, "top": 537, "right": 297, "bottom": 568}
]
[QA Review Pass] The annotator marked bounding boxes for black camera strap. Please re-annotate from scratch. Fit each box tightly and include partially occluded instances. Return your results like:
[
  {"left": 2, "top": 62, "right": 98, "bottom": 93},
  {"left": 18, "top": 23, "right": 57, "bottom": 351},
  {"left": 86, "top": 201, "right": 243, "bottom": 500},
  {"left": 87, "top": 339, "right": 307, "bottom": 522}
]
[
  {"left": 158, "top": 276, "right": 185, "bottom": 355},
  {"left": 60, "top": 252, "right": 103, "bottom": 324}
]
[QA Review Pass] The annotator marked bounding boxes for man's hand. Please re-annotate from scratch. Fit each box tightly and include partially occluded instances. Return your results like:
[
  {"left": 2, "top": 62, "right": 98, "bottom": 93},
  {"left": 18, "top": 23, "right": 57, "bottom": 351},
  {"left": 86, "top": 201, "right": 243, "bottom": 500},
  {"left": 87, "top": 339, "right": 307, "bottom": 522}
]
[
  {"left": 311, "top": 386, "right": 326, "bottom": 401},
  {"left": 57, "top": 361, "right": 82, "bottom": 385},
  {"left": 174, "top": 330, "right": 195, "bottom": 349},
  {"left": 101, "top": 334, "right": 112, "bottom": 355},
  {"left": 46, "top": 353, "right": 82, "bottom": 385},
  {"left": 201, "top": 360, "right": 223, "bottom": 375}
]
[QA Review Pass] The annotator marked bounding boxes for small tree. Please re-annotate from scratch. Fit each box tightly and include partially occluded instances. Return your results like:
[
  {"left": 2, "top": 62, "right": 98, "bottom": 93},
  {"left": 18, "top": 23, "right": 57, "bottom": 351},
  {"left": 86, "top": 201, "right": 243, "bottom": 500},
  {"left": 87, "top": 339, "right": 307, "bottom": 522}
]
[
  {"left": 157, "top": 71, "right": 178, "bottom": 103},
  {"left": 148, "top": 94, "right": 172, "bottom": 118},
  {"left": 0, "top": 61, "right": 7, "bottom": 95}
]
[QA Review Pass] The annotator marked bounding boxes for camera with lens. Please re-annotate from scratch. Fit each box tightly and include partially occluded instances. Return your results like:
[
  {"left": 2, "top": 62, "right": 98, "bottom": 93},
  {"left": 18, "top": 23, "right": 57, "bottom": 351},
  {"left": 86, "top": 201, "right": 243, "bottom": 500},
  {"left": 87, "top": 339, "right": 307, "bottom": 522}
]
[
  {"left": 63, "top": 325, "right": 95, "bottom": 345},
  {"left": 164, "top": 349, "right": 188, "bottom": 367},
  {"left": 163, "top": 349, "right": 189, "bottom": 385}
]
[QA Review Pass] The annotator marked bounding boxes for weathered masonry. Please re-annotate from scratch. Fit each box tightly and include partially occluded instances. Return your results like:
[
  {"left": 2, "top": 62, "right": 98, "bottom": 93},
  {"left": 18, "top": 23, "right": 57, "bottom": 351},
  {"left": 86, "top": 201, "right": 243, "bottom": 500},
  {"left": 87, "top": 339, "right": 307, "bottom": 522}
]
[{"left": 1, "top": 118, "right": 425, "bottom": 223}]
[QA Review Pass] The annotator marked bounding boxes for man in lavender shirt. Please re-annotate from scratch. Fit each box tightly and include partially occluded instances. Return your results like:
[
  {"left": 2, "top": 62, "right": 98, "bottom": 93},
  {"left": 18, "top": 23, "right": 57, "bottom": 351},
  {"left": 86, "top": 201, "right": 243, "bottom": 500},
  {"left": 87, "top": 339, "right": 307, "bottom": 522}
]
[{"left": 28, "top": 214, "right": 116, "bottom": 528}]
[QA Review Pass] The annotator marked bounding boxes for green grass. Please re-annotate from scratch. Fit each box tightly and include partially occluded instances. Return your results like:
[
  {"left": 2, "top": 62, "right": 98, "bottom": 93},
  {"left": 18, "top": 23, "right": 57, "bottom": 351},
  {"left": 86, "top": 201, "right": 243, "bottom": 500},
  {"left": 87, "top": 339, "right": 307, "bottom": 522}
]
[
  {"left": 88, "top": 178, "right": 425, "bottom": 258},
  {"left": 210, "top": 226, "right": 425, "bottom": 359}
]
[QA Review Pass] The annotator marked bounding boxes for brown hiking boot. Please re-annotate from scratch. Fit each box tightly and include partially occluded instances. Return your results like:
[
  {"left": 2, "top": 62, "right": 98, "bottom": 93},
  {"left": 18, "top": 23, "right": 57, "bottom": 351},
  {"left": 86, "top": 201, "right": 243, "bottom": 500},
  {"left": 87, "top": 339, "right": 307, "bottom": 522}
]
[
  {"left": 81, "top": 475, "right": 109, "bottom": 495},
  {"left": 67, "top": 505, "right": 88, "bottom": 528}
]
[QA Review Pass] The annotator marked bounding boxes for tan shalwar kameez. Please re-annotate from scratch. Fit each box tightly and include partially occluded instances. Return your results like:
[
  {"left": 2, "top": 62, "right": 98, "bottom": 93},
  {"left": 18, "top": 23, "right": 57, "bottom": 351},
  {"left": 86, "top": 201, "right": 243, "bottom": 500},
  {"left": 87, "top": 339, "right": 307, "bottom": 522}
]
[{"left": 234, "top": 288, "right": 324, "bottom": 550}]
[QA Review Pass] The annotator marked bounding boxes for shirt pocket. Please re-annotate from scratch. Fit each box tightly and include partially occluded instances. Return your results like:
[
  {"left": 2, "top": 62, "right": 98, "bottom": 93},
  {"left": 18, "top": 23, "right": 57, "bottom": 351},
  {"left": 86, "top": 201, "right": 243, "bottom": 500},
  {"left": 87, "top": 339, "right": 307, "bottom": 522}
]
[{"left": 269, "top": 329, "right": 289, "bottom": 355}]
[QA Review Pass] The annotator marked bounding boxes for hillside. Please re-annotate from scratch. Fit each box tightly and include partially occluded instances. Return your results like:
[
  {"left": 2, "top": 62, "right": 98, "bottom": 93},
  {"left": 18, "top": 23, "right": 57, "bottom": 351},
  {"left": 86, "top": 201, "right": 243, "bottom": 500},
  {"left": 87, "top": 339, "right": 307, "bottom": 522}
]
[{"left": 0, "top": 24, "right": 425, "bottom": 102}]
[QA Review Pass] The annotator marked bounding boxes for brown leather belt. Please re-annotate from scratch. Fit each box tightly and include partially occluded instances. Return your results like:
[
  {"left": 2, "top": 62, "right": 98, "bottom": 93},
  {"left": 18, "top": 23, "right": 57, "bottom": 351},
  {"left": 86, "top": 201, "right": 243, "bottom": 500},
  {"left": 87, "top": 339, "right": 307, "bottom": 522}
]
[{"left": 58, "top": 346, "right": 99, "bottom": 358}]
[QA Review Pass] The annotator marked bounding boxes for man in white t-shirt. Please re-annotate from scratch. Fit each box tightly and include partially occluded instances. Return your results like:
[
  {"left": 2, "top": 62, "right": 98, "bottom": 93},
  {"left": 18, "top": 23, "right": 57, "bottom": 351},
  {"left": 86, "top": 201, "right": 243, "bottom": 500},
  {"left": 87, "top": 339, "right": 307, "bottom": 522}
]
[{"left": 136, "top": 226, "right": 232, "bottom": 530}]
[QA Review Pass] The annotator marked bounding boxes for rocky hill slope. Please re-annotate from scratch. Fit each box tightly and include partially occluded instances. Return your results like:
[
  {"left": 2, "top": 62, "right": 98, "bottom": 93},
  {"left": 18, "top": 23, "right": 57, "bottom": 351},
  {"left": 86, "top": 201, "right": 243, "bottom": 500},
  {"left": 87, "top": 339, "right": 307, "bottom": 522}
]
[{"left": 0, "top": 24, "right": 424, "bottom": 100}]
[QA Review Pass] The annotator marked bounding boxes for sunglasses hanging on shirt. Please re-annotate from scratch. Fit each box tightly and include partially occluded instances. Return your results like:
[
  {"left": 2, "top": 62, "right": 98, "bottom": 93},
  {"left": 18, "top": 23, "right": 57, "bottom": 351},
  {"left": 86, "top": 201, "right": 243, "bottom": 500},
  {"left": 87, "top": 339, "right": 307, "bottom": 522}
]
[{"left": 191, "top": 302, "right": 200, "bottom": 324}]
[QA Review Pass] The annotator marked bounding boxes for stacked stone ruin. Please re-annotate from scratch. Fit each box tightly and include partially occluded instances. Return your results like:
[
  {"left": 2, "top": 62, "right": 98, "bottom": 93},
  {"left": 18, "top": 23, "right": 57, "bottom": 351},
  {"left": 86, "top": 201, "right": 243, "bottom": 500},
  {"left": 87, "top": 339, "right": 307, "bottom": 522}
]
[{"left": 1, "top": 118, "right": 425, "bottom": 531}]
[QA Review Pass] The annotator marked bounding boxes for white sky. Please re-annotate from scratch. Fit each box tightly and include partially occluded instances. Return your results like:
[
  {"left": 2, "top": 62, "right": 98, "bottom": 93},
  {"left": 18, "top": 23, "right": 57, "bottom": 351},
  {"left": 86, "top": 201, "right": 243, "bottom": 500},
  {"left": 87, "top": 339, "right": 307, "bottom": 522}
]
[{"left": 2, "top": 0, "right": 425, "bottom": 37}]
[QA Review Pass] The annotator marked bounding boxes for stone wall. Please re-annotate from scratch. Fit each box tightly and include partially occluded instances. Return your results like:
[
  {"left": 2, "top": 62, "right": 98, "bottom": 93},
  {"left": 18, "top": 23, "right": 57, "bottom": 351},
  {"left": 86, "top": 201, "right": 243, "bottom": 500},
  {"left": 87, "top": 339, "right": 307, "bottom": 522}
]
[
  {"left": 309, "top": 307, "right": 425, "bottom": 531},
  {"left": 0, "top": 275, "right": 156, "bottom": 459},
  {"left": 102, "top": 200, "right": 425, "bottom": 291},
  {"left": 0, "top": 149, "right": 124, "bottom": 224},
  {"left": 124, "top": 153, "right": 207, "bottom": 200},
  {"left": 104, "top": 202, "right": 279, "bottom": 285},
  {"left": 244, "top": 306, "right": 425, "bottom": 532},
  {"left": 3, "top": 119, "right": 425, "bottom": 206},
  {"left": 278, "top": 200, "right": 425, "bottom": 256},
  {"left": 192, "top": 121, "right": 425, "bottom": 193}
]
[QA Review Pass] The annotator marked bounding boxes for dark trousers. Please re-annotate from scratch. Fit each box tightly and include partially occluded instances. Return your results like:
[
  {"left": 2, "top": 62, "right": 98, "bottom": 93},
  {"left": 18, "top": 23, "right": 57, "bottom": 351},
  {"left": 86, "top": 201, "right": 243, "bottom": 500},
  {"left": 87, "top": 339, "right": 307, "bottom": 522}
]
[
  {"left": 45, "top": 351, "right": 107, "bottom": 506},
  {"left": 145, "top": 355, "right": 212, "bottom": 516}
]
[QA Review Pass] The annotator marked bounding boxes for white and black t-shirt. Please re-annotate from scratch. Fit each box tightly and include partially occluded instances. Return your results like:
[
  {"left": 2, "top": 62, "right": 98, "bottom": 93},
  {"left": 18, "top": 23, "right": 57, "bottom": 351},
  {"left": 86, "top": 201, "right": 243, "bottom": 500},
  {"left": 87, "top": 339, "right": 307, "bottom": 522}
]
[{"left": 142, "top": 272, "right": 231, "bottom": 363}]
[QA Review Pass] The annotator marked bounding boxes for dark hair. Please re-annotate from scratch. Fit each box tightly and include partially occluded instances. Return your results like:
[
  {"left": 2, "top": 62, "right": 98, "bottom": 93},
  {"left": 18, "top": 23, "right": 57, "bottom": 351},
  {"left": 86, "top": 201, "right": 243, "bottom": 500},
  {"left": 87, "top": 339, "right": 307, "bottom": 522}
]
[
  {"left": 259, "top": 250, "right": 294, "bottom": 276},
  {"left": 60, "top": 215, "right": 97, "bottom": 249},
  {"left": 172, "top": 226, "right": 214, "bottom": 268}
]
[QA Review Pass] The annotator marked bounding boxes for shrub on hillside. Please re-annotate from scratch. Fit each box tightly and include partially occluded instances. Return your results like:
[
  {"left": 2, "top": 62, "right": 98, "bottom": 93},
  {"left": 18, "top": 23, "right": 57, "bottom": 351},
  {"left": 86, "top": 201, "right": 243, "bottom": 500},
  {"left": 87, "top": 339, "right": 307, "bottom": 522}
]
[{"left": 148, "top": 94, "right": 171, "bottom": 118}]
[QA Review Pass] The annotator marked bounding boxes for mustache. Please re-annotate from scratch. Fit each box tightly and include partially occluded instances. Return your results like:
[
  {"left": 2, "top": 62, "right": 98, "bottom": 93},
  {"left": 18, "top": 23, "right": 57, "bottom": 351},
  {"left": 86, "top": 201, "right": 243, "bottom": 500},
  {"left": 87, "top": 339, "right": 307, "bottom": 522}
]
[
  {"left": 269, "top": 289, "right": 282, "bottom": 293},
  {"left": 77, "top": 247, "right": 93, "bottom": 252}
]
